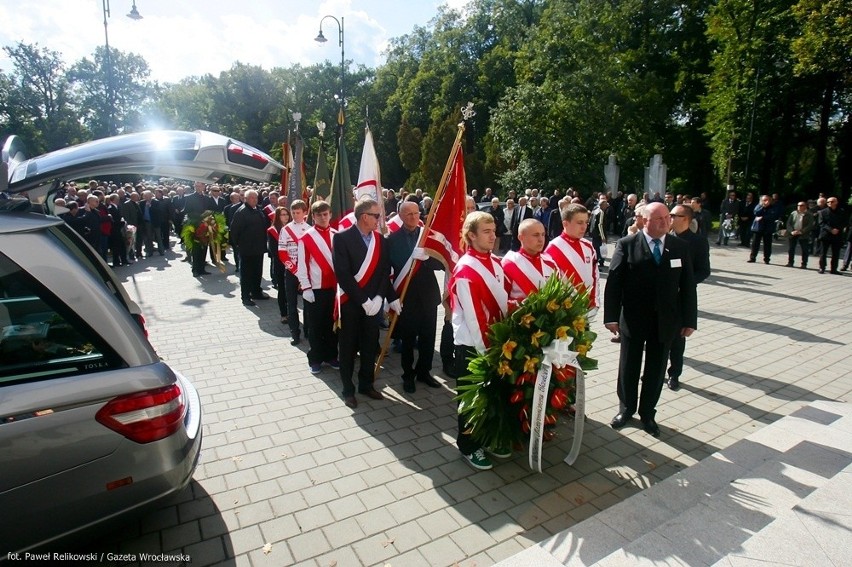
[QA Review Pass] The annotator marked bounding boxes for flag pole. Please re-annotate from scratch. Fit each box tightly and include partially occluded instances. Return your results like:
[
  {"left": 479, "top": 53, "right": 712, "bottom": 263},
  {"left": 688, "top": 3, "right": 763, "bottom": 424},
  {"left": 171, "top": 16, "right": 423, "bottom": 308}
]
[{"left": 374, "top": 119, "right": 467, "bottom": 378}]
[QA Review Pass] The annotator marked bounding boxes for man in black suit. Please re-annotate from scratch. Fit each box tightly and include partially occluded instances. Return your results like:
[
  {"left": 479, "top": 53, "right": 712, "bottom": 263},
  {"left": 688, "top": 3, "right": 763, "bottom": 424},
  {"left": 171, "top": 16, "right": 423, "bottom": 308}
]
[
  {"left": 333, "top": 198, "right": 398, "bottom": 408},
  {"left": 604, "top": 202, "right": 698, "bottom": 437},
  {"left": 387, "top": 201, "right": 444, "bottom": 394},
  {"left": 510, "top": 196, "right": 534, "bottom": 251},
  {"left": 667, "top": 204, "right": 710, "bottom": 390},
  {"left": 183, "top": 182, "right": 215, "bottom": 276}
]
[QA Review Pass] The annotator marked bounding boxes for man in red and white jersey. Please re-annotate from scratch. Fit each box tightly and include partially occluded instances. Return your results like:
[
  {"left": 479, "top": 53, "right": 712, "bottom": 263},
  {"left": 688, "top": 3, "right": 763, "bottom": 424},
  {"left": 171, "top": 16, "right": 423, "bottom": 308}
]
[
  {"left": 450, "top": 211, "right": 509, "bottom": 471},
  {"left": 279, "top": 199, "right": 311, "bottom": 345},
  {"left": 544, "top": 203, "right": 601, "bottom": 317},
  {"left": 297, "top": 200, "right": 339, "bottom": 374},
  {"left": 502, "top": 219, "right": 557, "bottom": 309}
]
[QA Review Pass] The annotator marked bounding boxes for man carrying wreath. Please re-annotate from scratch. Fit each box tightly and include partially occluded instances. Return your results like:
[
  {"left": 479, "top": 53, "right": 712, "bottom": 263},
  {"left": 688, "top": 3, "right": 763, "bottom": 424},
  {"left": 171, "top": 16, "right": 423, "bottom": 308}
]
[
  {"left": 502, "top": 219, "right": 557, "bottom": 308},
  {"left": 545, "top": 204, "right": 601, "bottom": 318},
  {"left": 450, "top": 211, "right": 509, "bottom": 470}
]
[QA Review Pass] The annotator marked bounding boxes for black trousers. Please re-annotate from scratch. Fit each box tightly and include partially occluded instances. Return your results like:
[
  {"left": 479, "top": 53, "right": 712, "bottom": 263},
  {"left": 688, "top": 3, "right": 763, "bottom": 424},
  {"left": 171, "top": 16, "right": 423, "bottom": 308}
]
[
  {"left": 239, "top": 253, "right": 263, "bottom": 300},
  {"left": 305, "top": 288, "right": 337, "bottom": 367},
  {"left": 749, "top": 232, "right": 773, "bottom": 261},
  {"left": 668, "top": 335, "right": 686, "bottom": 379},
  {"left": 819, "top": 238, "right": 842, "bottom": 272},
  {"left": 398, "top": 304, "right": 438, "bottom": 379},
  {"left": 787, "top": 235, "right": 810, "bottom": 266},
  {"left": 616, "top": 329, "right": 672, "bottom": 422},
  {"left": 440, "top": 319, "right": 455, "bottom": 372},
  {"left": 284, "top": 270, "right": 301, "bottom": 336},
  {"left": 338, "top": 302, "right": 379, "bottom": 396},
  {"left": 191, "top": 241, "right": 207, "bottom": 275},
  {"left": 454, "top": 344, "right": 480, "bottom": 455},
  {"left": 110, "top": 229, "right": 127, "bottom": 265},
  {"left": 273, "top": 259, "right": 288, "bottom": 318}
]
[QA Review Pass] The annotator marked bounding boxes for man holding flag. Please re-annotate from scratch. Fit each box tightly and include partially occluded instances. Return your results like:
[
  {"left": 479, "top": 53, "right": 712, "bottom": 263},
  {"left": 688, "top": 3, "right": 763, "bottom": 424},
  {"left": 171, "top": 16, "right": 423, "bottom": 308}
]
[
  {"left": 387, "top": 200, "right": 444, "bottom": 394},
  {"left": 333, "top": 198, "right": 397, "bottom": 408}
]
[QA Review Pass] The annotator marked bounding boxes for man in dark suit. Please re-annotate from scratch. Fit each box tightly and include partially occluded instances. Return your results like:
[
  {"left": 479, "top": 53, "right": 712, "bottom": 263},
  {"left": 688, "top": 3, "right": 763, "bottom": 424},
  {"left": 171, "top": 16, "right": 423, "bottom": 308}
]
[
  {"left": 510, "top": 196, "right": 534, "bottom": 251},
  {"left": 666, "top": 204, "right": 710, "bottom": 391},
  {"left": 183, "top": 182, "right": 215, "bottom": 276},
  {"left": 333, "top": 198, "right": 398, "bottom": 407},
  {"left": 387, "top": 201, "right": 444, "bottom": 394},
  {"left": 604, "top": 202, "right": 698, "bottom": 437}
]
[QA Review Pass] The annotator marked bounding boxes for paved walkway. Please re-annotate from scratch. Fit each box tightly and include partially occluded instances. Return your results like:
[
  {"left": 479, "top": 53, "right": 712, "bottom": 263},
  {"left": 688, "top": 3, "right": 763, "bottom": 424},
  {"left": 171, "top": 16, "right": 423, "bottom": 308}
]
[{"left": 85, "top": 237, "right": 851, "bottom": 566}]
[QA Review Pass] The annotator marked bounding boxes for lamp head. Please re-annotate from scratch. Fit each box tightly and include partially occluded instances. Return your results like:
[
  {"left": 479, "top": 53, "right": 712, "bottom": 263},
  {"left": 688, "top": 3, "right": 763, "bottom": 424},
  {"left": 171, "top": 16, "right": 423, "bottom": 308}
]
[
  {"left": 314, "top": 30, "right": 327, "bottom": 43},
  {"left": 127, "top": 1, "right": 143, "bottom": 20}
]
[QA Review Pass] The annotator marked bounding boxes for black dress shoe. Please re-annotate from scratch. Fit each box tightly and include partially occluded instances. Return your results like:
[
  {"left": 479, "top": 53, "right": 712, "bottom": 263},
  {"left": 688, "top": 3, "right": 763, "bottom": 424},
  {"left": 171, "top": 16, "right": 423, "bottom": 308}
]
[
  {"left": 643, "top": 418, "right": 661, "bottom": 438},
  {"left": 253, "top": 292, "right": 271, "bottom": 300},
  {"left": 819, "top": 268, "right": 825, "bottom": 274},
  {"left": 359, "top": 388, "right": 384, "bottom": 401},
  {"left": 344, "top": 396, "right": 357, "bottom": 408},
  {"left": 667, "top": 376, "right": 680, "bottom": 391},
  {"left": 402, "top": 379, "right": 416, "bottom": 394},
  {"left": 747, "top": 258, "right": 756, "bottom": 263},
  {"left": 290, "top": 335, "right": 301, "bottom": 346},
  {"left": 417, "top": 374, "right": 441, "bottom": 388},
  {"left": 610, "top": 413, "right": 631, "bottom": 429},
  {"left": 830, "top": 270, "right": 841, "bottom": 275},
  {"left": 242, "top": 299, "right": 256, "bottom": 307}
]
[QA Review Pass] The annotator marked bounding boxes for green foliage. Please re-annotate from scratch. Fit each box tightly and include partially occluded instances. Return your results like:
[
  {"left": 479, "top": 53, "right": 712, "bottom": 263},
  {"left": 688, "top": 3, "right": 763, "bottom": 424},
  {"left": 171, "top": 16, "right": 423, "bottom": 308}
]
[
  {"left": 2, "top": 1, "right": 849, "bottom": 201},
  {"left": 456, "top": 274, "right": 598, "bottom": 451}
]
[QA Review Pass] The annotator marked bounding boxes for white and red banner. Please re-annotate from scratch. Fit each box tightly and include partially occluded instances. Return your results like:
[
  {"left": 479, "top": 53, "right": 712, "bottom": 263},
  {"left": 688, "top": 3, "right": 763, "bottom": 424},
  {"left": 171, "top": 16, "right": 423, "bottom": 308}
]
[{"left": 356, "top": 127, "right": 384, "bottom": 223}]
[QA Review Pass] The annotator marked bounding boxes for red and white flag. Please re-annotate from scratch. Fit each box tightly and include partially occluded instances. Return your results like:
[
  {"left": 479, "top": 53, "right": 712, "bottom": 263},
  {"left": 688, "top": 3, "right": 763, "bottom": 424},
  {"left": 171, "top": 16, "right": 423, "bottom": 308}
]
[
  {"left": 356, "top": 127, "right": 384, "bottom": 222},
  {"left": 421, "top": 145, "right": 466, "bottom": 272}
]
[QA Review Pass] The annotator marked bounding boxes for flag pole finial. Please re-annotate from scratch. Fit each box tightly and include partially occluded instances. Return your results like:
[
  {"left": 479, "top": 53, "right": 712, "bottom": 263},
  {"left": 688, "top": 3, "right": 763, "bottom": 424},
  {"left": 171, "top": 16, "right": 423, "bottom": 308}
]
[{"left": 461, "top": 102, "right": 476, "bottom": 123}]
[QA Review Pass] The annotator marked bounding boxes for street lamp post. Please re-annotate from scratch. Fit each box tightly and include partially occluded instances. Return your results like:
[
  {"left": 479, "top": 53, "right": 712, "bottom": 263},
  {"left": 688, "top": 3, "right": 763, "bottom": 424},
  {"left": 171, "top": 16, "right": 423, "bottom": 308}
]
[
  {"left": 314, "top": 15, "right": 345, "bottom": 123},
  {"left": 101, "top": 0, "right": 143, "bottom": 136}
]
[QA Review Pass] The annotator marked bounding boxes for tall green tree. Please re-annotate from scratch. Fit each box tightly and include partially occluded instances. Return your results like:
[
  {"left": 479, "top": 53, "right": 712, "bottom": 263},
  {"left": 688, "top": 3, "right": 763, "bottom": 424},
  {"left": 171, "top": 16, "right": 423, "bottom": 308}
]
[
  {"left": 1, "top": 42, "right": 84, "bottom": 153},
  {"left": 69, "top": 45, "right": 155, "bottom": 138}
]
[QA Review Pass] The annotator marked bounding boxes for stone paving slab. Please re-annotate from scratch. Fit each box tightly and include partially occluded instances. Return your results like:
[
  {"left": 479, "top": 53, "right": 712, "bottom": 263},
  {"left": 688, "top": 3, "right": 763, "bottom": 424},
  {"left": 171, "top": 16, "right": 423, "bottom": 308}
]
[
  {"left": 73, "top": 236, "right": 852, "bottom": 566},
  {"left": 497, "top": 400, "right": 852, "bottom": 566}
]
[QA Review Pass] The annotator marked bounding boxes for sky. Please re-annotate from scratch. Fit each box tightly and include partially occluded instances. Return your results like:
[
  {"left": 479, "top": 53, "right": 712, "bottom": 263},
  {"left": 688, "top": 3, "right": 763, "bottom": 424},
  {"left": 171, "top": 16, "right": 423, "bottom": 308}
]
[{"left": 0, "top": 0, "right": 468, "bottom": 83}]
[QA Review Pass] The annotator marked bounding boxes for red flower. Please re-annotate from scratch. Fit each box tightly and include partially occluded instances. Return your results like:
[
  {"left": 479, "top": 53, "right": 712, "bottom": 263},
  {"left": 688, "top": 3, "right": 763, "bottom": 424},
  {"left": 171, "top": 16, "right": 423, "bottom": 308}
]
[
  {"left": 543, "top": 429, "right": 556, "bottom": 442},
  {"left": 509, "top": 390, "right": 524, "bottom": 404},
  {"left": 554, "top": 365, "right": 576, "bottom": 383},
  {"left": 521, "top": 419, "right": 531, "bottom": 434},
  {"left": 516, "top": 372, "right": 535, "bottom": 386},
  {"left": 544, "top": 413, "right": 557, "bottom": 426},
  {"left": 550, "top": 388, "right": 569, "bottom": 410}
]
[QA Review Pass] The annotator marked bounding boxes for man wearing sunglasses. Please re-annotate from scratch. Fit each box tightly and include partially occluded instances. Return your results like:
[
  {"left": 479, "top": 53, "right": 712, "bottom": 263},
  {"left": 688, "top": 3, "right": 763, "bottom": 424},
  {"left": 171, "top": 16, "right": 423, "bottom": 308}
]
[{"left": 333, "top": 198, "right": 398, "bottom": 408}]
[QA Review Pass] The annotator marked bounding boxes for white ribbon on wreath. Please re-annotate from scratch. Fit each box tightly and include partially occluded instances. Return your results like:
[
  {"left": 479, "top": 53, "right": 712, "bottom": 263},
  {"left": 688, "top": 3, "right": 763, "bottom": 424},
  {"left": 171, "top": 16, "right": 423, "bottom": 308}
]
[{"left": 528, "top": 337, "right": 585, "bottom": 472}]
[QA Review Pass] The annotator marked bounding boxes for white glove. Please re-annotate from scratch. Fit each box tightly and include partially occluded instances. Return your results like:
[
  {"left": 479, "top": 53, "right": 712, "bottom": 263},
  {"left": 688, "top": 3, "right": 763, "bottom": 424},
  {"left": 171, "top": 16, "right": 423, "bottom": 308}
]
[
  {"left": 586, "top": 307, "right": 598, "bottom": 322},
  {"left": 370, "top": 296, "right": 383, "bottom": 316},
  {"left": 388, "top": 299, "right": 402, "bottom": 314},
  {"left": 412, "top": 247, "right": 429, "bottom": 261},
  {"left": 362, "top": 298, "right": 374, "bottom": 315},
  {"left": 302, "top": 289, "right": 315, "bottom": 303}
]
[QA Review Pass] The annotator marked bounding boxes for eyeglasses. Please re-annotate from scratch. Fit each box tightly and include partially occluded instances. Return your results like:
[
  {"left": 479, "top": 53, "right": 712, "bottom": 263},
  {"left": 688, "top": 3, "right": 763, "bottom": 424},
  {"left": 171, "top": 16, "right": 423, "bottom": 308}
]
[{"left": 363, "top": 213, "right": 381, "bottom": 219}]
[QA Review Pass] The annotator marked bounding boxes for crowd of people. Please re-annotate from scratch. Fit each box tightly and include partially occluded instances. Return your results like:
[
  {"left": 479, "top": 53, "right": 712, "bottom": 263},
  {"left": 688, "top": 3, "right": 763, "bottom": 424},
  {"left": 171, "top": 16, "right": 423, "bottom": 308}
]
[{"left": 46, "top": 178, "right": 850, "bottom": 472}]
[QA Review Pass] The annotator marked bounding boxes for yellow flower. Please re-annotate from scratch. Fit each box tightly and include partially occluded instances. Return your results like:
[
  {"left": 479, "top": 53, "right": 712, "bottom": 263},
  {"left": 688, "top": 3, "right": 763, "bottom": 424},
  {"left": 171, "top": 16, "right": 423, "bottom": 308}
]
[
  {"left": 562, "top": 298, "right": 573, "bottom": 309},
  {"left": 523, "top": 355, "right": 540, "bottom": 374},
  {"left": 531, "top": 330, "right": 546, "bottom": 347},
  {"left": 573, "top": 317, "right": 586, "bottom": 333},
  {"left": 555, "top": 326, "right": 569, "bottom": 340},
  {"left": 498, "top": 360, "right": 513, "bottom": 377},
  {"left": 576, "top": 343, "right": 590, "bottom": 356},
  {"left": 520, "top": 313, "right": 536, "bottom": 328},
  {"left": 501, "top": 340, "right": 517, "bottom": 359},
  {"left": 546, "top": 299, "right": 560, "bottom": 312}
]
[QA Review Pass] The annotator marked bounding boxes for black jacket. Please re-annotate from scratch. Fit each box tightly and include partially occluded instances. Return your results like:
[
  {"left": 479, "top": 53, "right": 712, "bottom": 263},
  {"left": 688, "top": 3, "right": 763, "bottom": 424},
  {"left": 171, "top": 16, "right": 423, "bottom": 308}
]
[
  {"left": 386, "top": 227, "right": 443, "bottom": 309},
  {"left": 604, "top": 232, "right": 698, "bottom": 341},
  {"left": 333, "top": 226, "right": 396, "bottom": 307},
  {"left": 673, "top": 229, "right": 711, "bottom": 284},
  {"left": 229, "top": 205, "right": 270, "bottom": 255}
]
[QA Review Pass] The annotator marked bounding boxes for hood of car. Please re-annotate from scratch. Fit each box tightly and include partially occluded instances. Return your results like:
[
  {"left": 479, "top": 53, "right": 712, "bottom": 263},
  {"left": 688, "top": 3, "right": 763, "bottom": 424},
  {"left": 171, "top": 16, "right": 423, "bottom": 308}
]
[{"left": 2, "top": 130, "right": 285, "bottom": 201}]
